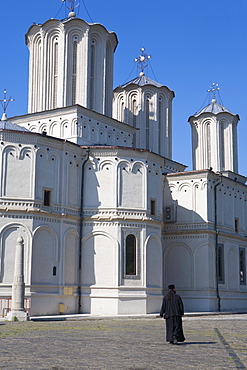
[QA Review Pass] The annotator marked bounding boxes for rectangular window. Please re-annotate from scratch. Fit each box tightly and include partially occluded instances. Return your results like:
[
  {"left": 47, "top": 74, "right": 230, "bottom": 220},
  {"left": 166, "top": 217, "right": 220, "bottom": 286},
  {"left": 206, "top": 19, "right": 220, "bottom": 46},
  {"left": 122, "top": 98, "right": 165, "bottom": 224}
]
[
  {"left": 217, "top": 243, "right": 224, "bottom": 284},
  {"left": 44, "top": 190, "right": 51, "bottom": 206},
  {"left": 239, "top": 248, "right": 246, "bottom": 285},
  {"left": 151, "top": 199, "right": 156, "bottom": 215},
  {"left": 235, "top": 218, "right": 239, "bottom": 233}
]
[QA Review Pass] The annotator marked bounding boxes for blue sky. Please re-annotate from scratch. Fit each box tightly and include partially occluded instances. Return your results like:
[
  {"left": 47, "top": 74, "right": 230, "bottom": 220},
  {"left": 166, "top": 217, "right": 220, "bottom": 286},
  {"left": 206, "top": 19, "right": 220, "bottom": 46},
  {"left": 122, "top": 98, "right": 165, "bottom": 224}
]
[{"left": 0, "top": 0, "right": 247, "bottom": 174}]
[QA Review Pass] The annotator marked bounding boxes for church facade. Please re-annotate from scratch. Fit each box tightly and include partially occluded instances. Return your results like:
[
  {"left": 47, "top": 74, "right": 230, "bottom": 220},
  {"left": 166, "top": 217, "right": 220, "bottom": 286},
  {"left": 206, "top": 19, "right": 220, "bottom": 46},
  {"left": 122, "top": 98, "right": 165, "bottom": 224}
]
[{"left": 0, "top": 8, "right": 246, "bottom": 316}]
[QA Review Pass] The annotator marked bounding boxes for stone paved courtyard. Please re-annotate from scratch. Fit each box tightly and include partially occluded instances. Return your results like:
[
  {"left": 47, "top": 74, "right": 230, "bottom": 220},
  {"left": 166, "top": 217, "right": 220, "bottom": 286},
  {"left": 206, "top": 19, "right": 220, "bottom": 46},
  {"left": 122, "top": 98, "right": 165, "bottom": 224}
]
[{"left": 0, "top": 314, "right": 246, "bottom": 369}]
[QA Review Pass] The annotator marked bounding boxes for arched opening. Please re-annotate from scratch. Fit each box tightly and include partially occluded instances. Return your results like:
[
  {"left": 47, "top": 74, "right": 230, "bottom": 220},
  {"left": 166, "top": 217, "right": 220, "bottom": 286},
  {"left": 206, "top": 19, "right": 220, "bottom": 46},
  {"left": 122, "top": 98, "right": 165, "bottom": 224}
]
[
  {"left": 126, "top": 234, "right": 136, "bottom": 275},
  {"left": 72, "top": 40, "right": 77, "bottom": 105}
]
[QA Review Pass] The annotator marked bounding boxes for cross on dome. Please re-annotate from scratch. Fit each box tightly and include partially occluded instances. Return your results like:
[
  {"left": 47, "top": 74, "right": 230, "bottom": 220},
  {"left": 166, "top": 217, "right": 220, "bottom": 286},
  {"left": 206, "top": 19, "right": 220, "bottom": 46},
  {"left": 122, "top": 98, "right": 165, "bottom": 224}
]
[
  {"left": 207, "top": 83, "right": 220, "bottom": 103},
  {"left": 0, "top": 89, "right": 15, "bottom": 121},
  {"left": 134, "top": 48, "right": 151, "bottom": 77},
  {"left": 66, "top": 0, "right": 79, "bottom": 12},
  {"left": 61, "top": 0, "right": 79, "bottom": 17}
]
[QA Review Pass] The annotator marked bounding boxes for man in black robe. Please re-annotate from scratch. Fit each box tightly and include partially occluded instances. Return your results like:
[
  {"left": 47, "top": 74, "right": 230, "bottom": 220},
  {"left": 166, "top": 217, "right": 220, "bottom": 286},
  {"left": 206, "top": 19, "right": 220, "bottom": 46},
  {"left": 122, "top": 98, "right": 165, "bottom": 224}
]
[{"left": 160, "top": 284, "right": 185, "bottom": 344}]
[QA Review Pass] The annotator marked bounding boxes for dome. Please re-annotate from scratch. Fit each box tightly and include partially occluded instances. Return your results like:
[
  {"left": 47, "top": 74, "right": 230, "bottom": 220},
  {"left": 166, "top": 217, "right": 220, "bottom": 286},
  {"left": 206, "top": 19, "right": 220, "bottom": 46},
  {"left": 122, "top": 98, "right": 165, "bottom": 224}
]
[
  {"left": 117, "top": 75, "right": 175, "bottom": 98},
  {"left": 0, "top": 113, "right": 30, "bottom": 132},
  {"left": 120, "top": 75, "right": 163, "bottom": 88},
  {"left": 189, "top": 101, "right": 240, "bottom": 120}
]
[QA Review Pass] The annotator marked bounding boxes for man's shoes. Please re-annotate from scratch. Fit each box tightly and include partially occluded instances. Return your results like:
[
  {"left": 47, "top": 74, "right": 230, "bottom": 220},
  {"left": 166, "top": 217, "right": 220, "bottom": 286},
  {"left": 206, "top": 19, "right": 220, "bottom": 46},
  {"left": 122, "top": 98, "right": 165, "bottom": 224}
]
[{"left": 172, "top": 335, "right": 177, "bottom": 344}]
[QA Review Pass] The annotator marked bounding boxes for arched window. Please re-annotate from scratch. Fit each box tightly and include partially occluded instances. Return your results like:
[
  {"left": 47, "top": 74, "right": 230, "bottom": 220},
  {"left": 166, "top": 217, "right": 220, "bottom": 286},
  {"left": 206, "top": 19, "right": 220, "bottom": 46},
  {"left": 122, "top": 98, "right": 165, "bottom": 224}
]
[
  {"left": 239, "top": 248, "right": 246, "bottom": 284},
  {"left": 72, "top": 41, "right": 77, "bottom": 105},
  {"left": 220, "top": 121, "right": 225, "bottom": 170},
  {"left": 206, "top": 122, "right": 211, "bottom": 168},
  {"left": 53, "top": 42, "right": 58, "bottom": 108},
  {"left": 132, "top": 99, "right": 137, "bottom": 127},
  {"left": 89, "top": 42, "right": 95, "bottom": 109},
  {"left": 105, "top": 42, "right": 112, "bottom": 116},
  {"left": 126, "top": 234, "right": 136, "bottom": 275},
  {"left": 121, "top": 100, "right": 125, "bottom": 122},
  {"left": 132, "top": 99, "right": 137, "bottom": 147},
  {"left": 146, "top": 98, "right": 150, "bottom": 149},
  {"left": 217, "top": 243, "right": 224, "bottom": 283},
  {"left": 33, "top": 36, "right": 42, "bottom": 112},
  {"left": 158, "top": 99, "right": 162, "bottom": 154}
]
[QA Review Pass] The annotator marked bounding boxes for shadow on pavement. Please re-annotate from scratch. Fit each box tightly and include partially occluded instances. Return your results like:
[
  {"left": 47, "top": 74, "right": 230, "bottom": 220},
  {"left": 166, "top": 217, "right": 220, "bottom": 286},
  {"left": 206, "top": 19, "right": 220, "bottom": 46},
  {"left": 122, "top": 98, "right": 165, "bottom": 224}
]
[{"left": 178, "top": 341, "right": 217, "bottom": 345}]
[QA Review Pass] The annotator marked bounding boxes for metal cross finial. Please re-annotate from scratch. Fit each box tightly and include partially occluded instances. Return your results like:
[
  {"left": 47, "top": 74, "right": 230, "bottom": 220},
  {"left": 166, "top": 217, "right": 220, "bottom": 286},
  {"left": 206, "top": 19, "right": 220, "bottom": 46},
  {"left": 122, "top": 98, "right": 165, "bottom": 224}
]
[
  {"left": 134, "top": 48, "right": 151, "bottom": 76},
  {"left": 207, "top": 83, "right": 220, "bottom": 102},
  {"left": 0, "top": 89, "right": 15, "bottom": 114},
  {"left": 66, "top": 0, "right": 79, "bottom": 12}
]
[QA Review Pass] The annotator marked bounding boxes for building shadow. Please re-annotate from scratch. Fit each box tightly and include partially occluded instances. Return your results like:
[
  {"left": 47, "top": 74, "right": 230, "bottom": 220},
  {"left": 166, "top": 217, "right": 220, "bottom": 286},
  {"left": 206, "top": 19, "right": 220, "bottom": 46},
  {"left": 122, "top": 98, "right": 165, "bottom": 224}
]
[{"left": 178, "top": 341, "right": 217, "bottom": 345}]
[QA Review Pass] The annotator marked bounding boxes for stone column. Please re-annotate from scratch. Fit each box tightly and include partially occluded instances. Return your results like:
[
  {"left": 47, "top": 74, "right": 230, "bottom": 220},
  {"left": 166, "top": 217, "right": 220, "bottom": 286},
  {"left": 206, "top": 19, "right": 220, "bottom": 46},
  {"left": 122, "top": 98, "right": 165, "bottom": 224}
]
[{"left": 7, "top": 236, "right": 29, "bottom": 321}]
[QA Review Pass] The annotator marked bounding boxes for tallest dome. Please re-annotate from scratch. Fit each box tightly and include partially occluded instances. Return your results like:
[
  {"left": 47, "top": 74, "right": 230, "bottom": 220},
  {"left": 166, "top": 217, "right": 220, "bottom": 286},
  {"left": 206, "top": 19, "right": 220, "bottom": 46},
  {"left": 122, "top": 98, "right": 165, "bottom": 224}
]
[{"left": 26, "top": 15, "right": 118, "bottom": 115}]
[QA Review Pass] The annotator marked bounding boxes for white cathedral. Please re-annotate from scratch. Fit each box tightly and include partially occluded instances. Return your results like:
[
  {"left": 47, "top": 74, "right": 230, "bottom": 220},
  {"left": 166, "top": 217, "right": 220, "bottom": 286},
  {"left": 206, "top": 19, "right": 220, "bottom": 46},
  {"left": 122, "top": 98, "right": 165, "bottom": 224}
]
[{"left": 0, "top": 4, "right": 246, "bottom": 317}]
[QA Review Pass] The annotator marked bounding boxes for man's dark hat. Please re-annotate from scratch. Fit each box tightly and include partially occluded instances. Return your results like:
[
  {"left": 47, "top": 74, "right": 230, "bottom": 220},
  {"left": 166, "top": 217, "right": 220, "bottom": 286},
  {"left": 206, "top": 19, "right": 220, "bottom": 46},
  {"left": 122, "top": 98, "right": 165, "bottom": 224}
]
[{"left": 168, "top": 284, "right": 175, "bottom": 290}]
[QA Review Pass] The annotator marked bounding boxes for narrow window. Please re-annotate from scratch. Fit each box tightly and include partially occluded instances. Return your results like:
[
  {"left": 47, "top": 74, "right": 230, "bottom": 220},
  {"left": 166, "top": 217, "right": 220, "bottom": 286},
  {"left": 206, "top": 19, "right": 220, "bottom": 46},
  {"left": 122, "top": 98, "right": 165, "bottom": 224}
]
[
  {"left": 133, "top": 99, "right": 137, "bottom": 127},
  {"left": 217, "top": 243, "right": 224, "bottom": 283},
  {"left": 132, "top": 99, "right": 137, "bottom": 147},
  {"left": 126, "top": 234, "right": 136, "bottom": 275},
  {"left": 151, "top": 199, "right": 156, "bottom": 215},
  {"left": 239, "top": 248, "right": 246, "bottom": 284},
  {"left": 220, "top": 122, "right": 225, "bottom": 171},
  {"left": 121, "top": 101, "right": 125, "bottom": 122},
  {"left": 235, "top": 218, "right": 239, "bottom": 233},
  {"left": 72, "top": 41, "right": 77, "bottom": 105},
  {"left": 53, "top": 42, "right": 58, "bottom": 108},
  {"left": 158, "top": 100, "right": 162, "bottom": 154},
  {"left": 105, "top": 43, "right": 111, "bottom": 116},
  {"left": 44, "top": 190, "right": 51, "bottom": 206},
  {"left": 89, "top": 43, "right": 95, "bottom": 110},
  {"left": 206, "top": 123, "right": 211, "bottom": 168},
  {"left": 53, "top": 266, "right": 57, "bottom": 276},
  {"left": 146, "top": 98, "right": 150, "bottom": 149}
]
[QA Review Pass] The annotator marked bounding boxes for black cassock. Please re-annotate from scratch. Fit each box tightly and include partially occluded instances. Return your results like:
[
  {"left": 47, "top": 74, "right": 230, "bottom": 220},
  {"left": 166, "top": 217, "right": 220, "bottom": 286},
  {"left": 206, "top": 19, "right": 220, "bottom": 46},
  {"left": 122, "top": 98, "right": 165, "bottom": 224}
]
[{"left": 160, "top": 292, "right": 185, "bottom": 342}]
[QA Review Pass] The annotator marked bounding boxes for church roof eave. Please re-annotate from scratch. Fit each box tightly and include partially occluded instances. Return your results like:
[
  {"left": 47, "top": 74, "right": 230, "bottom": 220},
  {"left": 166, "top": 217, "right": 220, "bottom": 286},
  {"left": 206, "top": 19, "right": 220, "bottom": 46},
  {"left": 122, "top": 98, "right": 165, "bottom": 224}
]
[
  {"left": 188, "top": 102, "right": 240, "bottom": 122},
  {"left": 0, "top": 119, "right": 30, "bottom": 132},
  {"left": 115, "top": 75, "right": 175, "bottom": 97},
  {"left": 25, "top": 18, "right": 118, "bottom": 49}
]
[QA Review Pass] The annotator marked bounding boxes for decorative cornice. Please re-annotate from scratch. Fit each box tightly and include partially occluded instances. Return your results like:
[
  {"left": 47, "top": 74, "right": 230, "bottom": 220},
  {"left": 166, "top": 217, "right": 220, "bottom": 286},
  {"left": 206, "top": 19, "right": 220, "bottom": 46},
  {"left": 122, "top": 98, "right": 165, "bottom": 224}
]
[
  {"left": 0, "top": 202, "right": 80, "bottom": 221},
  {"left": 83, "top": 221, "right": 161, "bottom": 229},
  {"left": 165, "top": 234, "right": 209, "bottom": 240},
  {"left": 163, "top": 224, "right": 247, "bottom": 242},
  {"left": 84, "top": 210, "right": 163, "bottom": 226}
]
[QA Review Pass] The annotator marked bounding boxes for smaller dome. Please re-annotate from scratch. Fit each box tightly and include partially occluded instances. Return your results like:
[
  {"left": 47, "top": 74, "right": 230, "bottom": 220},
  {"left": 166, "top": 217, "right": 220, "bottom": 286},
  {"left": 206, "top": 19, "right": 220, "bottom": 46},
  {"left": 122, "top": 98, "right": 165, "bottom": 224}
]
[
  {"left": 120, "top": 75, "right": 163, "bottom": 88},
  {"left": 195, "top": 101, "right": 231, "bottom": 116},
  {"left": 188, "top": 101, "right": 240, "bottom": 121}
]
